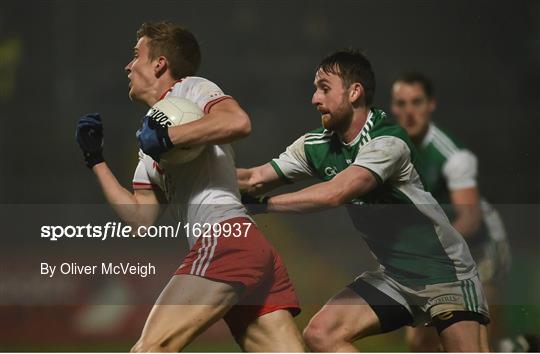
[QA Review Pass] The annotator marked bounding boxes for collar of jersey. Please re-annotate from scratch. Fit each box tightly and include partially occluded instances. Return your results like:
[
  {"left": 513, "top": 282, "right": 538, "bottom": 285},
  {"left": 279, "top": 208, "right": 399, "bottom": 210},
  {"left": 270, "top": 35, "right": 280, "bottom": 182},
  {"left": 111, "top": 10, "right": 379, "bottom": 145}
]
[
  {"left": 339, "top": 110, "right": 375, "bottom": 147},
  {"left": 158, "top": 78, "right": 186, "bottom": 101}
]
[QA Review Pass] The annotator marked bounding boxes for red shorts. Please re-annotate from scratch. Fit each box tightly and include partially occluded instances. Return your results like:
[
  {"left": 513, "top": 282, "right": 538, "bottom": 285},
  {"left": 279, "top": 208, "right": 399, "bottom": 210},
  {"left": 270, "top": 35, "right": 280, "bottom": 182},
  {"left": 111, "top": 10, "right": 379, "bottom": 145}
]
[{"left": 175, "top": 217, "right": 300, "bottom": 337}]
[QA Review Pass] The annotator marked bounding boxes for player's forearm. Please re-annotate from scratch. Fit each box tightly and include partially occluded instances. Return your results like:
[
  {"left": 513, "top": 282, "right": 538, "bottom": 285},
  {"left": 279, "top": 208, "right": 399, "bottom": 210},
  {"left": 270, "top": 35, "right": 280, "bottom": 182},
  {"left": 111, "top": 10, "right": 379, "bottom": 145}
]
[
  {"left": 168, "top": 109, "right": 251, "bottom": 146},
  {"left": 265, "top": 166, "right": 377, "bottom": 213},
  {"left": 452, "top": 207, "right": 482, "bottom": 238},
  {"left": 449, "top": 187, "right": 482, "bottom": 238},
  {"left": 238, "top": 165, "right": 283, "bottom": 195},
  {"left": 92, "top": 163, "right": 155, "bottom": 227},
  {"left": 267, "top": 181, "right": 343, "bottom": 213}
]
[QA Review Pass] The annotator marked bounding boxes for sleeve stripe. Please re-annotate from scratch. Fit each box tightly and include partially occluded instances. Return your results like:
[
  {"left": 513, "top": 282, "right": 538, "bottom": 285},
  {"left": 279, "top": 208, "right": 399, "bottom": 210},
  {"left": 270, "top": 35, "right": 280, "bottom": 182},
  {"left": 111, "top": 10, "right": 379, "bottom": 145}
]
[
  {"left": 270, "top": 160, "right": 293, "bottom": 184},
  {"left": 132, "top": 182, "right": 157, "bottom": 190},
  {"left": 203, "top": 96, "right": 233, "bottom": 114}
]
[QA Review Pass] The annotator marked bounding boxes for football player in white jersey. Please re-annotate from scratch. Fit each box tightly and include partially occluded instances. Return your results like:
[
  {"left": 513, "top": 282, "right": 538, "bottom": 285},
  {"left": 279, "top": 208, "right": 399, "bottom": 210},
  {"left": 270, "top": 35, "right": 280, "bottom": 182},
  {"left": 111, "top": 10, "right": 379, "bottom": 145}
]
[{"left": 76, "top": 21, "right": 303, "bottom": 352}]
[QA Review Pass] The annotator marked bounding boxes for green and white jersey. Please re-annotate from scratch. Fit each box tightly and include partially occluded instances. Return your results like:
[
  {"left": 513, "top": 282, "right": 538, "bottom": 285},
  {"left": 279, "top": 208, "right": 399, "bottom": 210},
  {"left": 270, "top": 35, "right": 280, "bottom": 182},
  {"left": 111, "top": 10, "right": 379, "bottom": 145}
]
[
  {"left": 416, "top": 123, "right": 507, "bottom": 247},
  {"left": 270, "top": 109, "right": 477, "bottom": 285}
]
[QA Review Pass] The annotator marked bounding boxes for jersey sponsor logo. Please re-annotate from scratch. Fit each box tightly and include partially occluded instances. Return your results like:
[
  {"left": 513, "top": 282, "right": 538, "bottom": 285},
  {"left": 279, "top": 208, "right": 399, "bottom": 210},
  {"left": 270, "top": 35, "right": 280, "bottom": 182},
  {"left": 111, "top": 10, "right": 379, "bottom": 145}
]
[
  {"left": 429, "top": 294, "right": 461, "bottom": 306},
  {"left": 324, "top": 166, "right": 338, "bottom": 177}
]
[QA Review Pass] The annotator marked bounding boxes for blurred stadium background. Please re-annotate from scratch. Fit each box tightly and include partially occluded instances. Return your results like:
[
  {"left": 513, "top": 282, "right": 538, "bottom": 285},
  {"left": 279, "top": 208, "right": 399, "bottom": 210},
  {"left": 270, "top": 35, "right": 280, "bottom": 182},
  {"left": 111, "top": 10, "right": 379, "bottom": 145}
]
[{"left": 0, "top": 0, "right": 538, "bottom": 351}]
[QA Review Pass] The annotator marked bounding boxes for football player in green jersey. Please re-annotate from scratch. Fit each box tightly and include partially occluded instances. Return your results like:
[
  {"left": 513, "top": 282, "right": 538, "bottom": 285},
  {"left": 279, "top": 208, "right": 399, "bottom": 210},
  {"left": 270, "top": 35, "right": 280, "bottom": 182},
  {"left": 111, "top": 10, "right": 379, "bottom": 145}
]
[
  {"left": 238, "top": 50, "right": 490, "bottom": 352},
  {"left": 391, "top": 73, "right": 514, "bottom": 351}
]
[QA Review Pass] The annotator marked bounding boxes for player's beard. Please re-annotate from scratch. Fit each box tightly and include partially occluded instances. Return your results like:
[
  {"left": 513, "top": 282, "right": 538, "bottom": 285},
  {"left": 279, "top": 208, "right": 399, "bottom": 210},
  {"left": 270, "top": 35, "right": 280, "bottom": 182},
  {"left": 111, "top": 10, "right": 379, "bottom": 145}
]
[{"left": 321, "top": 96, "right": 353, "bottom": 132}]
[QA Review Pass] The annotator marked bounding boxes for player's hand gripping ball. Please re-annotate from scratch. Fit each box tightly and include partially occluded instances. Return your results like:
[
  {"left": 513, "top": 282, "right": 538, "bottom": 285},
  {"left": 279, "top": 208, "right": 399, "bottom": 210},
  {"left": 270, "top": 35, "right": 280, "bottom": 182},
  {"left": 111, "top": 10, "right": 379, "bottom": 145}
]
[
  {"left": 137, "top": 97, "right": 205, "bottom": 164},
  {"left": 76, "top": 113, "right": 105, "bottom": 168}
]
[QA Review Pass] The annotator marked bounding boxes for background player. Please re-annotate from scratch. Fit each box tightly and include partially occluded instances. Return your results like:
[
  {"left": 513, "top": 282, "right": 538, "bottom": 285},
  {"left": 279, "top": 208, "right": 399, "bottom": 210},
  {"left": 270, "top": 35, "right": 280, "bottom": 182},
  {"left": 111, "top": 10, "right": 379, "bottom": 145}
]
[
  {"left": 238, "top": 49, "right": 491, "bottom": 352},
  {"left": 76, "top": 21, "right": 304, "bottom": 352},
  {"left": 390, "top": 72, "right": 538, "bottom": 352}
]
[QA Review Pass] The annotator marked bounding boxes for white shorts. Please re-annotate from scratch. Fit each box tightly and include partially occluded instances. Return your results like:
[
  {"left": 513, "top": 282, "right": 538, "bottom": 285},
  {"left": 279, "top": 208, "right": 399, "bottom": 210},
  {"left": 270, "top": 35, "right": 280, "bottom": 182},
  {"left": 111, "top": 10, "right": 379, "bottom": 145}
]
[{"left": 350, "top": 270, "right": 490, "bottom": 327}]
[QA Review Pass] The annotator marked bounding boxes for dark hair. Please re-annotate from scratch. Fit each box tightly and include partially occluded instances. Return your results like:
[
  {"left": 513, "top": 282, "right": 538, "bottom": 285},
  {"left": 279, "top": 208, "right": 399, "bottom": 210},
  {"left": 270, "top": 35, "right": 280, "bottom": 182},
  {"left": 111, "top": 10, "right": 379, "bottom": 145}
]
[
  {"left": 137, "top": 21, "right": 201, "bottom": 79},
  {"left": 317, "top": 49, "right": 376, "bottom": 106},
  {"left": 394, "top": 72, "right": 434, "bottom": 98}
]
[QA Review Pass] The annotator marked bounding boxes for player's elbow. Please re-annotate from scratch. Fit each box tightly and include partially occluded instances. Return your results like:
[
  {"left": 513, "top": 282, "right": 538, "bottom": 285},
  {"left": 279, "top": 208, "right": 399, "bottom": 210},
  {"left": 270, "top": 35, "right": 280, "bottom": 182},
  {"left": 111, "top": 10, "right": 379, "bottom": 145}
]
[
  {"left": 234, "top": 110, "right": 251, "bottom": 138},
  {"left": 325, "top": 183, "right": 358, "bottom": 208},
  {"left": 327, "top": 197, "right": 342, "bottom": 208},
  {"left": 125, "top": 217, "right": 155, "bottom": 234},
  {"left": 119, "top": 206, "right": 159, "bottom": 233}
]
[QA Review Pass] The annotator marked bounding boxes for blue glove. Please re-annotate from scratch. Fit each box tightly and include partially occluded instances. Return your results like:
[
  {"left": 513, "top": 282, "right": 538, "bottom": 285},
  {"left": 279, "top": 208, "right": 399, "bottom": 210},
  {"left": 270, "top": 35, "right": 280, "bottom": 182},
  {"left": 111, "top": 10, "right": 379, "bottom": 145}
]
[
  {"left": 136, "top": 116, "right": 174, "bottom": 162},
  {"left": 241, "top": 193, "right": 269, "bottom": 214},
  {"left": 76, "top": 113, "right": 105, "bottom": 168}
]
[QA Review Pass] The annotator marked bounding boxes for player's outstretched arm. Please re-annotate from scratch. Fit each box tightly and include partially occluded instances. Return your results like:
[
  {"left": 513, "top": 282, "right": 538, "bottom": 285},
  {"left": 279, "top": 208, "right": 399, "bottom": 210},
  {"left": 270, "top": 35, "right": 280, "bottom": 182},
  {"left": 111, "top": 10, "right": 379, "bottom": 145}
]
[
  {"left": 237, "top": 163, "right": 285, "bottom": 196},
  {"left": 92, "top": 163, "right": 165, "bottom": 228},
  {"left": 450, "top": 187, "right": 482, "bottom": 238},
  {"left": 443, "top": 150, "right": 482, "bottom": 238},
  {"left": 266, "top": 165, "right": 378, "bottom": 213},
  {"left": 168, "top": 98, "right": 251, "bottom": 146},
  {"left": 76, "top": 113, "right": 165, "bottom": 229}
]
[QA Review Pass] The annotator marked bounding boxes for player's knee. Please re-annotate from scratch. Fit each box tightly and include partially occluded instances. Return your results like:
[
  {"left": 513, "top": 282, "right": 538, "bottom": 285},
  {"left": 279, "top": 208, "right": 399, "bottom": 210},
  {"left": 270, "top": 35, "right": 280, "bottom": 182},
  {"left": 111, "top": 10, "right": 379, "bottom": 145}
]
[
  {"left": 407, "top": 330, "right": 440, "bottom": 352},
  {"left": 303, "top": 323, "right": 330, "bottom": 352},
  {"left": 303, "top": 318, "right": 347, "bottom": 352}
]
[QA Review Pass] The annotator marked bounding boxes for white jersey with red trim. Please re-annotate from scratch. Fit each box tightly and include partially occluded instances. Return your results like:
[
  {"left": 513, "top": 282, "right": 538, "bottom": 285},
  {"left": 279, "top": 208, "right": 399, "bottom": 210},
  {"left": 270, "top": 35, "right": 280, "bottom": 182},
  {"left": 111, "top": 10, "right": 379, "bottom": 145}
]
[{"left": 132, "top": 77, "right": 250, "bottom": 248}]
